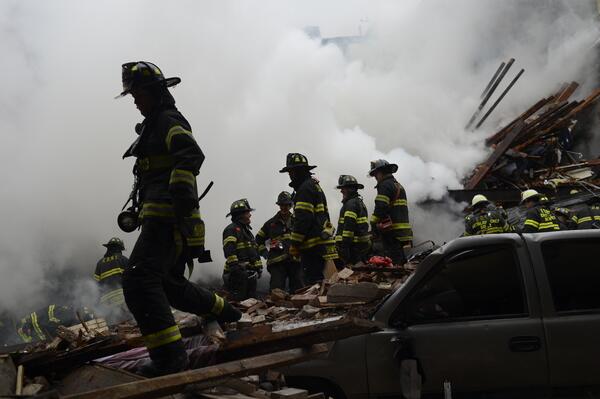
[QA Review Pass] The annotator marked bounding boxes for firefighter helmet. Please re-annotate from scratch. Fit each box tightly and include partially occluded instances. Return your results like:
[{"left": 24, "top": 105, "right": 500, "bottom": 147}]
[
  {"left": 103, "top": 237, "right": 125, "bottom": 251},
  {"left": 336, "top": 175, "right": 364, "bottom": 189},
  {"left": 279, "top": 153, "right": 316, "bottom": 173},
  {"left": 276, "top": 191, "right": 293, "bottom": 205},
  {"left": 116, "top": 61, "right": 181, "bottom": 98},
  {"left": 368, "top": 159, "right": 398, "bottom": 176},
  {"left": 471, "top": 194, "right": 489, "bottom": 207},
  {"left": 227, "top": 198, "right": 255, "bottom": 217},
  {"left": 520, "top": 189, "right": 541, "bottom": 204}
]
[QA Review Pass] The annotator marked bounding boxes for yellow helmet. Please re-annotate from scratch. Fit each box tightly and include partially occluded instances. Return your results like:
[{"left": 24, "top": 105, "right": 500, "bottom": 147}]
[
  {"left": 471, "top": 194, "right": 489, "bottom": 207},
  {"left": 521, "top": 189, "right": 540, "bottom": 204}
]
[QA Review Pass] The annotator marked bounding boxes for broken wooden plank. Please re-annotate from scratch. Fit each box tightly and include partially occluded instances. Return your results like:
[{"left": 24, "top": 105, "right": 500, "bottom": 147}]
[
  {"left": 464, "top": 120, "right": 525, "bottom": 190},
  {"left": 485, "top": 96, "right": 553, "bottom": 146},
  {"left": 555, "top": 81, "right": 579, "bottom": 104},
  {"left": 217, "top": 317, "right": 378, "bottom": 362},
  {"left": 62, "top": 345, "right": 328, "bottom": 399},
  {"left": 326, "top": 282, "right": 383, "bottom": 303},
  {"left": 271, "top": 387, "right": 309, "bottom": 399}
]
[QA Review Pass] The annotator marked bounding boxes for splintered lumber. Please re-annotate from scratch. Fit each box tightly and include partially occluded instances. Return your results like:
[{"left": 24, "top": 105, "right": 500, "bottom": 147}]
[
  {"left": 217, "top": 317, "right": 379, "bottom": 362},
  {"left": 271, "top": 388, "right": 309, "bottom": 399},
  {"left": 555, "top": 81, "right": 579, "bottom": 104},
  {"left": 464, "top": 120, "right": 525, "bottom": 189},
  {"left": 327, "top": 282, "right": 383, "bottom": 303},
  {"left": 62, "top": 345, "right": 328, "bottom": 399},
  {"left": 485, "top": 96, "right": 554, "bottom": 146}
]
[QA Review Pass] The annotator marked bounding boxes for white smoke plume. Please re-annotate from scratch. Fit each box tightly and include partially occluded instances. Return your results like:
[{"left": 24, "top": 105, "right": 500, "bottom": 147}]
[{"left": 0, "top": 0, "right": 597, "bottom": 315}]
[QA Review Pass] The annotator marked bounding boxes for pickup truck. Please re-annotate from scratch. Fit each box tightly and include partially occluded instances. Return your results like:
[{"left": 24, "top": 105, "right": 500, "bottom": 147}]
[{"left": 284, "top": 231, "right": 600, "bottom": 399}]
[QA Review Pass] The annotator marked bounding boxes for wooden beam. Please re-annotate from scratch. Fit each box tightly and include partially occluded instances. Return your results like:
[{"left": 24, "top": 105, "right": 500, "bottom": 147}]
[
  {"left": 62, "top": 345, "right": 328, "bottom": 399},
  {"left": 464, "top": 120, "right": 525, "bottom": 190},
  {"left": 217, "top": 317, "right": 378, "bottom": 362}
]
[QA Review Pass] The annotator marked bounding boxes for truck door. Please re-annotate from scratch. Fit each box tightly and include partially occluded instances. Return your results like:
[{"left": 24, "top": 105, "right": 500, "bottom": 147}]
[
  {"left": 528, "top": 235, "right": 600, "bottom": 397},
  {"left": 366, "top": 244, "right": 549, "bottom": 398}
]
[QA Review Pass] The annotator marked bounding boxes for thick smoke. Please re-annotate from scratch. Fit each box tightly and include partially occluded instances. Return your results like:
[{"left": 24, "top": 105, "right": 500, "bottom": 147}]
[{"left": 0, "top": 0, "right": 597, "bottom": 315}]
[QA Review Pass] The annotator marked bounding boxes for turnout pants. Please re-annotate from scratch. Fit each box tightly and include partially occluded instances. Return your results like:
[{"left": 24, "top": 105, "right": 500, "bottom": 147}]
[
  {"left": 223, "top": 264, "right": 257, "bottom": 301},
  {"left": 268, "top": 260, "right": 304, "bottom": 293},
  {"left": 300, "top": 250, "right": 325, "bottom": 284},
  {"left": 381, "top": 234, "right": 407, "bottom": 265},
  {"left": 123, "top": 219, "right": 225, "bottom": 361}
]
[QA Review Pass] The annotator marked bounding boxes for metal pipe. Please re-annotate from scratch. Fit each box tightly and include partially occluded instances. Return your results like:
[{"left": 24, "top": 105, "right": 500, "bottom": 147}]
[
  {"left": 466, "top": 58, "right": 515, "bottom": 130},
  {"left": 475, "top": 68, "right": 524, "bottom": 130},
  {"left": 481, "top": 61, "right": 505, "bottom": 99}
]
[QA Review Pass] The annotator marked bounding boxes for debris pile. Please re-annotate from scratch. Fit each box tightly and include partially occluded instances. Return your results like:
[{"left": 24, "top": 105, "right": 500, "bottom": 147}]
[
  {"left": 464, "top": 80, "right": 600, "bottom": 192},
  {"left": 0, "top": 259, "right": 419, "bottom": 398}
]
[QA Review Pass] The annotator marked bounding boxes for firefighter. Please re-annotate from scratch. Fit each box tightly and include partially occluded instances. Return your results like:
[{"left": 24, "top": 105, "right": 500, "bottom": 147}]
[
  {"left": 117, "top": 61, "right": 240, "bottom": 376},
  {"left": 521, "top": 189, "right": 561, "bottom": 233},
  {"left": 94, "top": 237, "right": 128, "bottom": 314},
  {"left": 368, "top": 159, "right": 413, "bottom": 265},
  {"left": 572, "top": 196, "right": 600, "bottom": 229},
  {"left": 256, "top": 192, "right": 304, "bottom": 293},
  {"left": 463, "top": 194, "right": 513, "bottom": 236},
  {"left": 335, "top": 175, "right": 371, "bottom": 265},
  {"left": 222, "top": 199, "right": 263, "bottom": 300},
  {"left": 279, "top": 153, "right": 337, "bottom": 284},
  {"left": 16, "top": 305, "right": 81, "bottom": 343}
]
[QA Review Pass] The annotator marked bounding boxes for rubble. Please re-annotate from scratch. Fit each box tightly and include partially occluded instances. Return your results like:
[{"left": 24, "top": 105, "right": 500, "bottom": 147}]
[
  {"left": 463, "top": 80, "right": 600, "bottom": 193},
  {"left": 0, "top": 259, "right": 418, "bottom": 398}
]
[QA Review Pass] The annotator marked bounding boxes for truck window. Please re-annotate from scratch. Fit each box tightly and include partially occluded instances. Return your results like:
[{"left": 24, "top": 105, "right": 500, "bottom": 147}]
[
  {"left": 541, "top": 238, "right": 600, "bottom": 313},
  {"left": 396, "top": 246, "right": 527, "bottom": 325}
]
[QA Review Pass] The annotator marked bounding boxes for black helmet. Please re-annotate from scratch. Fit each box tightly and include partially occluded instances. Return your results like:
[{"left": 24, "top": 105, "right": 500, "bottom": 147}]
[
  {"left": 103, "top": 237, "right": 125, "bottom": 251},
  {"left": 116, "top": 61, "right": 181, "bottom": 98},
  {"left": 368, "top": 159, "right": 398, "bottom": 176},
  {"left": 276, "top": 191, "right": 293, "bottom": 205},
  {"left": 279, "top": 153, "right": 316, "bottom": 173},
  {"left": 336, "top": 175, "right": 364, "bottom": 189},
  {"left": 226, "top": 198, "right": 255, "bottom": 217}
]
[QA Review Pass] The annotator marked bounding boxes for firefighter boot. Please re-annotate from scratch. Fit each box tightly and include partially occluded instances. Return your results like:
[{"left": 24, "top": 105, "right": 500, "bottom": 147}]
[{"left": 138, "top": 341, "right": 189, "bottom": 377}]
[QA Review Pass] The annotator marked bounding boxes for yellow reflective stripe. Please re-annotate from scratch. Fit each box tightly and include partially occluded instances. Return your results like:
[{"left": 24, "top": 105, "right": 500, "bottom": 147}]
[
  {"left": 315, "top": 203, "right": 325, "bottom": 212},
  {"left": 226, "top": 255, "right": 239, "bottom": 263},
  {"left": 140, "top": 203, "right": 202, "bottom": 219},
  {"left": 391, "top": 223, "right": 412, "bottom": 230},
  {"left": 258, "top": 244, "right": 266, "bottom": 251},
  {"left": 290, "top": 232, "right": 306, "bottom": 242},
  {"left": 370, "top": 215, "right": 380, "bottom": 223},
  {"left": 256, "top": 229, "right": 266, "bottom": 238},
  {"left": 17, "top": 327, "right": 32, "bottom": 343},
  {"left": 170, "top": 169, "right": 195, "bottom": 186},
  {"left": 335, "top": 235, "right": 343, "bottom": 242},
  {"left": 353, "top": 235, "right": 371, "bottom": 243},
  {"left": 524, "top": 219, "right": 540, "bottom": 228},
  {"left": 539, "top": 222, "right": 560, "bottom": 230},
  {"left": 48, "top": 305, "right": 60, "bottom": 323},
  {"left": 295, "top": 202, "right": 314, "bottom": 212},
  {"left": 97, "top": 268, "right": 124, "bottom": 280},
  {"left": 165, "top": 125, "right": 193, "bottom": 151},
  {"left": 144, "top": 325, "right": 182, "bottom": 349},
  {"left": 101, "top": 288, "right": 125, "bottom": 304},
  {"left": 342, "top": 230, "right": 355, "bottom": 238},
  {"left": 577, "top": 216, "right": 593, "bottom": 224},
  {"left": 268, "top": 253, "right": 289, "bottom": 264},
  {"left": 93, "top": 274, "right": 100, "bottom": 281},
  {"left": 223, "top": 236, "right": 237, "bottom": 245},
  {"left": 375, "top": 195, "right": 390, "bottom": 204},
  {"left": 392, "top": 199, "right": 408, "bottom": 206},
  {"left": 395, "top": 236, "right": 413, "bottom": 242},
  {"left": 344, "top": 211, "right": 358, "bottom": 219},
  {"left": 236, "top": 242, "right": 255, "bottom": 249},
  {"left": 31, "top": 313, "right": 46, "bottom": 341},
  {"left": 211, "top": 294, "right": 225, "bottom": 315},
  {"left": 357, "top": 217, "right": 368, "bottom": 224}
]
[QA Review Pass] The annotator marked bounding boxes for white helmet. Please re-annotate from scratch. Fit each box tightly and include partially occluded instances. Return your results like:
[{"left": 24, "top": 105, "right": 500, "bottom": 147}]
[
  {"left": 471, "top": 194, "right": 489, "bottom": 207},
  {"left": 521, "top": 189, "right": 540, "bottom": 204}
]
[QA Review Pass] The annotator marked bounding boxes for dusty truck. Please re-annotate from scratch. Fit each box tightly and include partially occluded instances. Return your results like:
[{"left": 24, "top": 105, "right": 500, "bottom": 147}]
[{"left": 285, "top": 231, "right": 600, "bottom": 399}]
